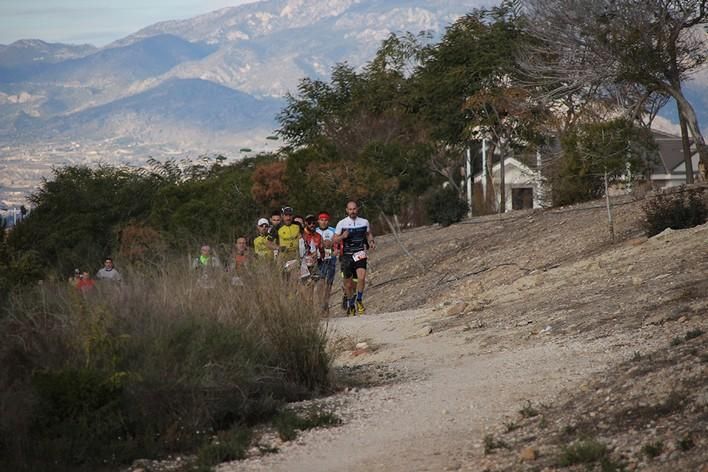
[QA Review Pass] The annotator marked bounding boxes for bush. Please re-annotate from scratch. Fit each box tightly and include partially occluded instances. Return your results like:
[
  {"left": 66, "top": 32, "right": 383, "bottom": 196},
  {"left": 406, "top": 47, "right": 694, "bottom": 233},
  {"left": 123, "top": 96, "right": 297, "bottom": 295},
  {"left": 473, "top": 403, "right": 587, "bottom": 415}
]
[
  {"left": 0, "top": 260, "right": 332, "bottom": 471},
  {"left": 425, "top": 186, "right": 469, "bottom": 227},
  {"left": 643, "top": 187, "right": 707, "bottom": 237},
  {"left": 558, "top": 438, "right": 608, "bottom": 466}
]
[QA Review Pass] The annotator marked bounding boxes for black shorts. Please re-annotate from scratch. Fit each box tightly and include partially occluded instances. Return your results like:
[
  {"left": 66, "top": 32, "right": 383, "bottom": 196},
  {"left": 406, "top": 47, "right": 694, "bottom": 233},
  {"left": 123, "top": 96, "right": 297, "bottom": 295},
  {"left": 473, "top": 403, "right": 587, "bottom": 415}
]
[{"left": 340, "top": 254, "right": 367, "bottom": 279}]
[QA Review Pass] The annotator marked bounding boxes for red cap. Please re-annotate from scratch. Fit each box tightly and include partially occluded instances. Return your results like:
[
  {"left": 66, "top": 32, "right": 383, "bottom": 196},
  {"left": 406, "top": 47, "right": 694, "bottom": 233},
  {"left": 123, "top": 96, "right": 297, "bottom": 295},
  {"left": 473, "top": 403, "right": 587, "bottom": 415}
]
[{"left": 317, "top": 212, "right": 330, "bottom": 220}]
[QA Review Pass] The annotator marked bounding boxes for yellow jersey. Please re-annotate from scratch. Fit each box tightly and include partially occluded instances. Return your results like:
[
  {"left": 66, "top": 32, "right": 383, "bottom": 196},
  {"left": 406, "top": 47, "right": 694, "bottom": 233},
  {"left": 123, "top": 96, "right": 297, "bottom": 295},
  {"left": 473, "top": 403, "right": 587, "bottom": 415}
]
[
  {"left": 277, "top": 223, "right": 301, "bottom": 259},
  {"left": 253, "top": 235, "right": 272, "bottom": 259}
]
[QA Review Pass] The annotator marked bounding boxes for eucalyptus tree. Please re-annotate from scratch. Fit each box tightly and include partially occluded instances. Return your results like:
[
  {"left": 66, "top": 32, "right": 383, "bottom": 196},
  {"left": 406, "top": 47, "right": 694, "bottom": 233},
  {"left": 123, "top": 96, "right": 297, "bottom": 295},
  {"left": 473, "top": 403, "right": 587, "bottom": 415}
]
[{"left": 522, "top": 0, "right": 708, "bottom": 180}]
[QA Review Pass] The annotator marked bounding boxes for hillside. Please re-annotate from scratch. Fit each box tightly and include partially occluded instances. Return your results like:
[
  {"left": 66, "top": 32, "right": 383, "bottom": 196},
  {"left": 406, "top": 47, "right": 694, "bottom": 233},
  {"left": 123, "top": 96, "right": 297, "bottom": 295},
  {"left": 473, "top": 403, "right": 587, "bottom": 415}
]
[{"left": 197, "top": 191, "right": 708, "bottom": 471}]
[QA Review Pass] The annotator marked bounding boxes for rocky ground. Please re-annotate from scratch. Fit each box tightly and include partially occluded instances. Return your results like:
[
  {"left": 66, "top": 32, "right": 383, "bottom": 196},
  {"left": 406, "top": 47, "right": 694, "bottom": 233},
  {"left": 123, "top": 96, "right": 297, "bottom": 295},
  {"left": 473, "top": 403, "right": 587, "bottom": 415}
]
[{"left": 138, "top": 189, "right": 708, "bottom": 472}]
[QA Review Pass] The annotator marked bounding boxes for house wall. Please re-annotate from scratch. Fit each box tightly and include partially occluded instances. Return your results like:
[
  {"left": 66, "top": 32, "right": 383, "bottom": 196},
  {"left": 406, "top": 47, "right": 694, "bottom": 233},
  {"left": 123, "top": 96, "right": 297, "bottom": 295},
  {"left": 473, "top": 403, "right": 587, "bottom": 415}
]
[{"left": 489, "top": 161, "right": 541, "bottom": 212}]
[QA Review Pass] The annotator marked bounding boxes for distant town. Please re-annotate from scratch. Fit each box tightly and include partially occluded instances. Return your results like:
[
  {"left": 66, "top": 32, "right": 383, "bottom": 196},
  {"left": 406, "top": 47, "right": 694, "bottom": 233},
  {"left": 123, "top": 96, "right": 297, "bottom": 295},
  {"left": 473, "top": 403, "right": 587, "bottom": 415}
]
[{"left": 0, "top": 138, "right": 258, "bottom": 211}]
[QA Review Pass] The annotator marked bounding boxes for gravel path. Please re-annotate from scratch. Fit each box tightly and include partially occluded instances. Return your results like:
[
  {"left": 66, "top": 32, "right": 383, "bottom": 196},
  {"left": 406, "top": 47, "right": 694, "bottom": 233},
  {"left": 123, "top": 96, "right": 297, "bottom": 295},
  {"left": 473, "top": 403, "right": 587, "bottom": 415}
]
[{"left": 220, "top": 306, "right": 685, "bottom": 472}]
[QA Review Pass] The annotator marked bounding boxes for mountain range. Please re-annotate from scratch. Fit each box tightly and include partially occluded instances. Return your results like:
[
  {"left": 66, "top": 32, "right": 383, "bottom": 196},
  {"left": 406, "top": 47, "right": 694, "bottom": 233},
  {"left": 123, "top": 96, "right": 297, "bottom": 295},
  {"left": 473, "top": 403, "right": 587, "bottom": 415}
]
[{"left": 0, "top": 0, "right": 498, "bottom": 152}]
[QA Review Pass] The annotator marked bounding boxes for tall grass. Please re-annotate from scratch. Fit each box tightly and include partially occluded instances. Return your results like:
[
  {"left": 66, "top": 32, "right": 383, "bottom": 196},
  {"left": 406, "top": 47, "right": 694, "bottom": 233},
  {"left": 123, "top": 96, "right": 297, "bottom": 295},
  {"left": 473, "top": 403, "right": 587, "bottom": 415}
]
[{"left": 0, "top": 258, "right": 331, "bottom": 471}]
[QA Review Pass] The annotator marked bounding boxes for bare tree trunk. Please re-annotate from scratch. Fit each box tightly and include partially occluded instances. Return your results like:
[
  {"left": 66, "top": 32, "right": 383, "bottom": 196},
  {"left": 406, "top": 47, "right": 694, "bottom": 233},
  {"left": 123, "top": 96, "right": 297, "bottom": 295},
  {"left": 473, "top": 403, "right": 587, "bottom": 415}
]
[
  {"left": 378, "top": 212, "right": 425, "bottom": 271},
  {"left": 604, "top": 169, "right": 614, "bottom": 242},
  {"left": 667, "top": 84, "right": 708, "bottom": 181},
  {"left": 678, "top": 102, "right": 695, "bottom": 184},
  {"left": 499, "top": 141, "right": 506, "bottom": 213}
]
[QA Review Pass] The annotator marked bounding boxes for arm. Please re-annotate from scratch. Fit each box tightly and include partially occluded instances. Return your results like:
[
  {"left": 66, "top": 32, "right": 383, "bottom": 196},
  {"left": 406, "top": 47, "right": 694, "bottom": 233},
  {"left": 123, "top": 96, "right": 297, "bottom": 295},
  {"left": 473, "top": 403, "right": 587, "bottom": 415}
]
[{"left": 366, "top": 226, "right": 376, "bottom": 250}]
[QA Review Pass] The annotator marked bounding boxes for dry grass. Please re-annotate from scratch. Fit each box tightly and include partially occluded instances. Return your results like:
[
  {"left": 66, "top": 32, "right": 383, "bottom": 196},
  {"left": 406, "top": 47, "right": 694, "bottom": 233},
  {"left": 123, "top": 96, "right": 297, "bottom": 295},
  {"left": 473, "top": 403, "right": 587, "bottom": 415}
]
[{"left": 0, "top": 257, "right": 332, "bottom": 471}]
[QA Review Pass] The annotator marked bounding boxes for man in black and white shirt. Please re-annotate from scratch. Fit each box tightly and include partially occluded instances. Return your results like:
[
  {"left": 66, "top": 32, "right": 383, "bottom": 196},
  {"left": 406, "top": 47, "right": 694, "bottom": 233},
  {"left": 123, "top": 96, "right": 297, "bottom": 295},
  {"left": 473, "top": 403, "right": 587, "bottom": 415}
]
[{"left": 334, "top": 201, "right": 375, "bottom": 316}]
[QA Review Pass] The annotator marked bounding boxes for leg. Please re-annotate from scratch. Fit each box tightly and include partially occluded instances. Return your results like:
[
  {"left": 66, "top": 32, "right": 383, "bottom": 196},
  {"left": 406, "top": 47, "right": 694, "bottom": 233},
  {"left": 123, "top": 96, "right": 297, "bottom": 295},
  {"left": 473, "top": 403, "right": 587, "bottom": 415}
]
[{"left": 355, "top": 267, "right": 366, "bottom": 293}]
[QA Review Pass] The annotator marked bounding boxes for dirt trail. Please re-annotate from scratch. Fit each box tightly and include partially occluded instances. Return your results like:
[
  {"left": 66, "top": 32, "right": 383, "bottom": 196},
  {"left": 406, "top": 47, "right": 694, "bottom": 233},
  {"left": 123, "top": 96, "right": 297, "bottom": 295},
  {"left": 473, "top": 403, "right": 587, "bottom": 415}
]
[{"left": 221, "top": 195, "right": 708, "bottom": 472}]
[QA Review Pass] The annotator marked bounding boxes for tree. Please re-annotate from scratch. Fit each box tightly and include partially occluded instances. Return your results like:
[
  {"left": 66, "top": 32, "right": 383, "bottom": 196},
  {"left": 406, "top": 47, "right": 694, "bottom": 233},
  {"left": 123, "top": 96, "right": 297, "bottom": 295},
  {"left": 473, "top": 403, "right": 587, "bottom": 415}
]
[
  {"left": 9, "top": 166, "right": 160, "bottom": 276},
  {"left": 553, "top": 118, "right": 656, "bottom": 206},
  {"left": 522, "top": 0, "right": 708, "bottom": 180}
]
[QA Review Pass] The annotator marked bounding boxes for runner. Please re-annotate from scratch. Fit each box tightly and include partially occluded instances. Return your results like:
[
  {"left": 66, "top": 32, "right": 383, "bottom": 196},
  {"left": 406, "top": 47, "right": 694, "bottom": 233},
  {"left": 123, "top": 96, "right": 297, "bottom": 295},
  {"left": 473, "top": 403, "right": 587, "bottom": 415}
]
[
  {"left": 267, "top": 209, "right": 282, "bottom": 256},
  {"left": 315, "top": 211, "right": 338, "bottom": 313},
  {"left": 334, "top": 201, "right": 375, "bottom": 316},
  {"left": 302, "top": 214, "right": 325, "bottom": 286},
  {"left": 272, "top": 206, "right": 301, "bottom": 272},
  {"left": 253, "top": 217, "right": 273, "bottom": 259}
]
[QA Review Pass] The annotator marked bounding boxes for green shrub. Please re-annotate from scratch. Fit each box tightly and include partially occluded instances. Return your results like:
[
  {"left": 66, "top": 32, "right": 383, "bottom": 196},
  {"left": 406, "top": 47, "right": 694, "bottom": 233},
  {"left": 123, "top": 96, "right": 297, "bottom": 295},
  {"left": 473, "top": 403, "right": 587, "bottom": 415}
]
[
  {"left": 558, "top": 438, "right": 608, "bottom": 466},
  {"left": 195, "top": 426, "right": 252, "bottom": 470},
  {"left": 685, "top": 328, "right": 704, "bottom": 340},
  {"left": 425, "top": 186, "right": 469, "bottom": 227},
  {"left": 519, "top": 400, "right": 540, "bottom": 418},
  {"left": 483, "top": 434, "right": 508, "bottom": 455},
  {"left": 641, "top": 440, "right": 663, "bottom": 459},
  {"left": 643, "top": 187, "right": 707, "bottom": 237},
  {"left": 0, "top": 260, "right": 332, "bottom": 470},
  {"left": 272, "top": 407, "right": 341, "bottom": 441}
]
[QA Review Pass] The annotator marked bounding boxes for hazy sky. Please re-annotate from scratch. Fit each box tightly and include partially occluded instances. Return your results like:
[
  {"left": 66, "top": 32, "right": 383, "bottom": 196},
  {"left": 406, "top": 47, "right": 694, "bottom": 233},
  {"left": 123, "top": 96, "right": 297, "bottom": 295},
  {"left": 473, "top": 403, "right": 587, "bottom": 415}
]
[{"left": 0, "top": 1, "right": 259, "bottom": 46}]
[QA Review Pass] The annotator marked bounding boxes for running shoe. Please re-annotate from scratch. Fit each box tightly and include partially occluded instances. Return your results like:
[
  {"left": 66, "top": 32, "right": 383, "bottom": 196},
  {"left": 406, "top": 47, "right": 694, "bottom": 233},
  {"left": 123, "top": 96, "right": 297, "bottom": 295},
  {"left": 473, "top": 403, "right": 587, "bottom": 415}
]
[
  {"left": 356, "top": 300, "right": 365, "bottom": 315},
  {"left": 346, "top": 305, "right": 356, "bottom": 317}
]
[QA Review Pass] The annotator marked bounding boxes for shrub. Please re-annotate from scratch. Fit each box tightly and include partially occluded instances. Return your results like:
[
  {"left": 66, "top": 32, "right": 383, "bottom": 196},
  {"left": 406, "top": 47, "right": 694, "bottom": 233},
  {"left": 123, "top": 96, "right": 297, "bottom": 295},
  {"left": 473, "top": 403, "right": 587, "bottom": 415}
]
[
  {"left": 558, "top": 438, "right": 608, "bottom": 466},
  {"left": 272, "top": 407, "right": 341, "bottom": 442},
  {"left": 641, "top": 440, "right": 663, "bottom": 459},
  {"left": 519, "top": 400, "right": 540, "bottom": 418},
  {"left": 0, "top": 259, "right": 332, "bottom": 471},
  {"left": 643, "top": 187, "right": 707, "bottom": 237},
  {"left": 425, "top": 186, "right": 469, "bottom": 227},
  {"left": 195, "top": 426, "right": 252, "bottom": 470},
  {"left": 483, "top": 434, "right": 508, "bottom": 455}
]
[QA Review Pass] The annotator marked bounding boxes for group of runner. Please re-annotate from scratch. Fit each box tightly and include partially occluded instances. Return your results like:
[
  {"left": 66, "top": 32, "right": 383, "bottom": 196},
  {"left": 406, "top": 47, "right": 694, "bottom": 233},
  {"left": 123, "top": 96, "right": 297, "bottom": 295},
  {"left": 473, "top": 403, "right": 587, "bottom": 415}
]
[{"left": 216, "top": 200, "right": 376, "bottom": 315}]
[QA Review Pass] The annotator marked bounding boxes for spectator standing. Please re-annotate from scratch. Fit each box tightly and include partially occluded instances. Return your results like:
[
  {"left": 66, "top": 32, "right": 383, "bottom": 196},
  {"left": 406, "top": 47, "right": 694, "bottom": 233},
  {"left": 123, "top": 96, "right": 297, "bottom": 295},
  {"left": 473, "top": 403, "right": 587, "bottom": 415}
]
[{"left": 96, "top": 257, "right": 122, "bottom": 282}]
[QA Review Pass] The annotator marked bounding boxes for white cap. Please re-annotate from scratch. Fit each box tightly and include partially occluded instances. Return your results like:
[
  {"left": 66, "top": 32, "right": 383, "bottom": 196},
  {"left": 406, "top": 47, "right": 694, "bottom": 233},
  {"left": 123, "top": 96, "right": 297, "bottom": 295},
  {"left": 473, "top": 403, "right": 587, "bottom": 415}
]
[{"left": 257, "top": 218, "right": 270, "bottom": 227}]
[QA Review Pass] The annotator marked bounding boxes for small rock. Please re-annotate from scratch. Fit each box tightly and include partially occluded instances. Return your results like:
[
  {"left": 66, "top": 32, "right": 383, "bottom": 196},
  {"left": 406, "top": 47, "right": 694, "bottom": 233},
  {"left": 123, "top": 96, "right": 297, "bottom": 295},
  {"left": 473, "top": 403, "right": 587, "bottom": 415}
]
[
  {"left": 651, "top": 227, "right": 674, "bottom": 239},
  {"left": 355, "top": 342, "right": 369, "bottom": 350},
  {"left": 248, "top": 446, "right": 262, "bottom": 457},
  {"left": 446, "top": 302, "right": 468, "bottom": 316},
  {"left": 517, "top": 320, "right": 533, "bottom": 327},
  {"left": 519, "top": 447, "right": 538, "bottom": 461},
  {"left": 537, "top": 325, "right": 552, "bottom": 335},
  {"left": 627, "top": 237, "right": 647, "bottom": 246},
  {"left": 678, "top": 316, "right": 688, "bottom": 323},
  {"left": 444, "top": 463, "right": 461, "bottom": 471},
  {"left": 415, "top": 325, "right": 433, "bottom": 337},
  {"left": 632, "top": 276, "right": 643, "bottom": 286}
]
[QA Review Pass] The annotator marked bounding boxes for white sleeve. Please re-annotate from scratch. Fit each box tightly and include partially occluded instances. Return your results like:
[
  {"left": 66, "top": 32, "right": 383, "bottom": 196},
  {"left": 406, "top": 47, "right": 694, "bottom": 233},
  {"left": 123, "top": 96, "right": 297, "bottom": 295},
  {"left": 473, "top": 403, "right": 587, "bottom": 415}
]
[{"left": 334, "top": 220, "right": 344, "bottom": 235}]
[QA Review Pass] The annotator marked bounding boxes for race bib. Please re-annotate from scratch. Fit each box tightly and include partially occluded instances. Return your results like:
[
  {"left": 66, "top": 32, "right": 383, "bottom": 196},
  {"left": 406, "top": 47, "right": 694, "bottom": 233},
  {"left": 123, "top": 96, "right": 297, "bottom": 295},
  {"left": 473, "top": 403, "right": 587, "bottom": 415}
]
[
  {"left": 352, "top": 250, "right": 367, "bottom": 262},
  {"left": 284, "top": 259, "right": 299, "bottom": 272}
]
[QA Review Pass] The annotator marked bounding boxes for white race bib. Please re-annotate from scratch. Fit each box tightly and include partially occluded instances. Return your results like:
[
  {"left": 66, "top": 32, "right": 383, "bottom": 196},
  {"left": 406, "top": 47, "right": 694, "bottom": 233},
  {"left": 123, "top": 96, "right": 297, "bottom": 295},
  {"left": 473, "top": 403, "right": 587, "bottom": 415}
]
[{"left": 352, "top": 250, "right": 367, "bottom": 262}]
